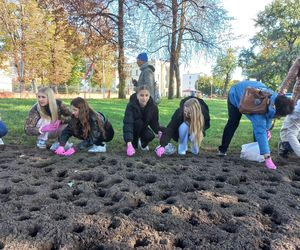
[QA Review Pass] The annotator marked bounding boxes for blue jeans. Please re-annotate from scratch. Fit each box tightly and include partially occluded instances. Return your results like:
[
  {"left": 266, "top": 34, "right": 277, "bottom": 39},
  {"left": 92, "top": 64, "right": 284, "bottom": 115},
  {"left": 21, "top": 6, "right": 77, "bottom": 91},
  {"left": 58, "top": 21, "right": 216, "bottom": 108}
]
[
  {"left": 178, "top": 122, "right": 199, "bottom": 155},
  {"left": 0, "top": 121, "right": 8, "bottom": 138}
]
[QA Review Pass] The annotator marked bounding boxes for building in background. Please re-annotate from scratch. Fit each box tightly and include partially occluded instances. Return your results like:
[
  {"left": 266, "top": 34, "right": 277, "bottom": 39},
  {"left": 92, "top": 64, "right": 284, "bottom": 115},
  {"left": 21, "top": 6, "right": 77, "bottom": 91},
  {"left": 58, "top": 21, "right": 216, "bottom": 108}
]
[
  {"left": 0, "top": 61, "right": 15, "bottom": 92},
  {"left": 126, "top": 59, "right": 170, "bottom": 97},
  {"left": 182, "top": 72, "right": 201, "bottom": 97}
]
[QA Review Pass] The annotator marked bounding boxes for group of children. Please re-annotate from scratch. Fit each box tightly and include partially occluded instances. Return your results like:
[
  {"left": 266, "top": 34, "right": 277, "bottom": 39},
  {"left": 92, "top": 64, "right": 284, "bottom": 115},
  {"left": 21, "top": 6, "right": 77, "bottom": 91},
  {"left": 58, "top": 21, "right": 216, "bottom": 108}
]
[{"left": 0, "top": 78, "right": 299, "bottom": 171}]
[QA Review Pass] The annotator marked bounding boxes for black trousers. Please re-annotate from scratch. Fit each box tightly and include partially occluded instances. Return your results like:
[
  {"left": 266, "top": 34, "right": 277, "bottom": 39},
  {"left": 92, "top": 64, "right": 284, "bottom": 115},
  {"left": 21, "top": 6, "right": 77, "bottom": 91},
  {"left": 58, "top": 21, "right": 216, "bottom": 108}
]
[
  {"left": 218, "top": 99, "right": 242, "bottom": 153},
  {"left": 132, "top": 120, "right": 155, "bottom": 149}
]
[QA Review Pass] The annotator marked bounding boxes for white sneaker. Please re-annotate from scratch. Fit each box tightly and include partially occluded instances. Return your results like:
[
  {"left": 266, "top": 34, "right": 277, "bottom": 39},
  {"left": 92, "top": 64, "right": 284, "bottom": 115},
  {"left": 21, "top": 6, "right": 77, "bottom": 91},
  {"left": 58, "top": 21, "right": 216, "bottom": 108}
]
[
  {"left": 88, "top": 143, "right": 106, "bottom": 153},
  {"left": 36, "top": 139, "right": 47, "bottom": 149},
  {"left": 0, "top": 138, "right": 4, "bottom": 145},
  {"left": 138, "top": 139, "right": 149, "bottom": 151}
]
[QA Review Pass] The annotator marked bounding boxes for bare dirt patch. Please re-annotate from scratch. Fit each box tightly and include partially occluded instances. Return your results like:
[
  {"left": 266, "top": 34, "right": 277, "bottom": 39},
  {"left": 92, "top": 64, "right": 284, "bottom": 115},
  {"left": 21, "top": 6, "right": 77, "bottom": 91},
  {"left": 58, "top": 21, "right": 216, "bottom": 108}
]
[{"left": 0, "top": 146, "right": 299, "bottom": 249}]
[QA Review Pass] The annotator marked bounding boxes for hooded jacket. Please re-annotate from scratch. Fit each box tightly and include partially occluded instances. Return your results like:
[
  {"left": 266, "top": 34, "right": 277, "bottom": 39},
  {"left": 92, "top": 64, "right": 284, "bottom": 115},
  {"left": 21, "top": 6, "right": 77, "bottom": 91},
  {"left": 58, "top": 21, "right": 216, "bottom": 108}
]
[
  {"left": 123, "top": 93, "right": 161, "bottom": 143},
  {"left": 137, "top": 62, "right": 155, "bottom": 98},
  {"left": 160, "top": 96, "right": 210, "bottom": 147}
]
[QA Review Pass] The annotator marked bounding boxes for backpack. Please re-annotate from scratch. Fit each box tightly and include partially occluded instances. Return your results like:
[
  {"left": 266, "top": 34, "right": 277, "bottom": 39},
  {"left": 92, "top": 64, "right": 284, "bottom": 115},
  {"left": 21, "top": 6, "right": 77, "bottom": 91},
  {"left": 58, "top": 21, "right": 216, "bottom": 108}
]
[{"left": 239, "top": 87, "right": 272, "bottom": 114}]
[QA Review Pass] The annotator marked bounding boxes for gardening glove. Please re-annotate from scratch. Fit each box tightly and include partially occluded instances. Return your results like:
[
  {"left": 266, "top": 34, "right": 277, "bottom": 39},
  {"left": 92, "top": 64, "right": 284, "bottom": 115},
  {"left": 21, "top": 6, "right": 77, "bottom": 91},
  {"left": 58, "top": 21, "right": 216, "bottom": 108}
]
[
  {"left": 55, "top": 146, "right": 65, "bottom": 155},
  {"left": 127, "top": 144, "right": 135, "bottom": 157},
  {"left": 267, "top": 130, "right": 272, "bottom": 141},
  {"left": 40, "top": 120, "right": 61, "bottom": 133},
  {"left": 63, "top": 147, "right": 76, "bottom": 156},
  {"left": 265, "top": 157, "right": 277, "bottom": 170},
  {"left": 155, "top": 146, "right": 165, "bottom": 157}
]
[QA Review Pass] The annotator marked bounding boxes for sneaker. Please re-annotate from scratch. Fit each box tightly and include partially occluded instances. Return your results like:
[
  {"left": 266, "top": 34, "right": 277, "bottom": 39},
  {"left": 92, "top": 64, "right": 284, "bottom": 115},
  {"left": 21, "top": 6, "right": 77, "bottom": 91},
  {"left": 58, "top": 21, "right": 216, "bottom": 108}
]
[
  {"left": 217, "top": 150, "right": 227, "bottom": 157},
  {"left": 0, "top": 138, "right": 4, "bottom": 145},
  {"left": 138, "top": 139, "right": 149, "bottom": 151},
  {"left": 278, "top": 141, "right": 289, "bottom": 158},
  {"left": 88, "top": 143, "right": 106, "bottom": 153},
  {"left": 50, "top": 141, "right": 73, "bottom": 151},
  {"left": 164, "top": 143, "right": 176, "bottom": 155},
  {"left": 50, "top": 141, "right": 60, "bottom": 151},
  {"left": 37, "top": 139, "right": 47, "bottom": 149},
  {"left": 64, "top": 141, "right": 73, "bottom": 151}
]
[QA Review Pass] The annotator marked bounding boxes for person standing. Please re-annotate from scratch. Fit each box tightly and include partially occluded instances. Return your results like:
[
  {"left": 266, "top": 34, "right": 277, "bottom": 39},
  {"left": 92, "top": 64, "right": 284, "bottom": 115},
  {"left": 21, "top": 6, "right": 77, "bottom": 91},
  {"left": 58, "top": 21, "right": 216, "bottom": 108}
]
[
  {"left": 278, "top": 55, "right": 300, "bottom": 103},
  {"left": 132, "top": 52, "right": 156, "bottom": 100}
]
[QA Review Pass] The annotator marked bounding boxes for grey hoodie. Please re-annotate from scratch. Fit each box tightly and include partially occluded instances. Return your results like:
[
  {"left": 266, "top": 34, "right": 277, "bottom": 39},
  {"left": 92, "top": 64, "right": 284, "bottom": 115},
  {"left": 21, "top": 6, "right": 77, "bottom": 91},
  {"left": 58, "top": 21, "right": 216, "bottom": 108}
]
[{"left": 137, "top": 62, "right": 155, "bottom": 98}]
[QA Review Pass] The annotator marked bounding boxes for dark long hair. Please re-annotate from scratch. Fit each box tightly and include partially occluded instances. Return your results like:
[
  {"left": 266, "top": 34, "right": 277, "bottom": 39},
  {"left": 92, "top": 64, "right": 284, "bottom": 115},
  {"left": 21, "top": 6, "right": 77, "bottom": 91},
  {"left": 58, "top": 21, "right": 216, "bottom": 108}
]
[
  {"left": 275, "top": 95, "right": 294, "bottom": 117},
  {"left": 71, "top": 97, "right": 105, "bottom": 139}
]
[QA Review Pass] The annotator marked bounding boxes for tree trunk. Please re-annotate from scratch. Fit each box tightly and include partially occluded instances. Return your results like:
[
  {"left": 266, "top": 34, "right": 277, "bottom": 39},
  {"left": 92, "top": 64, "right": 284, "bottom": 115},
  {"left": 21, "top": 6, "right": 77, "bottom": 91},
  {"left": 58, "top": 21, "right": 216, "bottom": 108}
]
[
  {"left": 168, "top": 0, "right": 178, "bottom": 99},
  {"left": 174, "top": 62, "right": 181, "bottom": 98},
  {"left": 174, "top": 1, "right": 185, "bottom": 98},
  {"left": 118, "top": 0, "right": 126, "bottom": 99},
  {"left": 223, "top": 73, "right": 230, "bottom": 96}
]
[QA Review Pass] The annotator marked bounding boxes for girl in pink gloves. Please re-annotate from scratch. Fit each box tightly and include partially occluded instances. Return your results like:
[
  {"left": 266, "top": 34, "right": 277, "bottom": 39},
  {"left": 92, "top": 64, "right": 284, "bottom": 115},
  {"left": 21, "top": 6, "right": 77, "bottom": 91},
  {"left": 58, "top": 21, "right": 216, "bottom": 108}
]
[
  {"left": 155, "top": 97, "right": 210, "bottom": 157},
  {"left": 24, "top": 87, "right": 71, "bottom": 149},
  {"left": 123, "top": 85, "right": 163, "bottom": 156},
  {"left": 55, "top": 97, "right": 114, "bottom": 156}
]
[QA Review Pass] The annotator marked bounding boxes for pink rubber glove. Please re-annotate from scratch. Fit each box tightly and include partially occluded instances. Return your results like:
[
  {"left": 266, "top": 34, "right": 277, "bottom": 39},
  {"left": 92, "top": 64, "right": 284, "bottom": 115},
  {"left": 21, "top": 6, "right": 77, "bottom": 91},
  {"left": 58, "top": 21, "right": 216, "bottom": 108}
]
[
  {"left": 127, "top": 144, "right": 135, "bottom": 156},
  {"left": 265, "top": 157, "right": 277, "bottom": 170},
  {"left": 63, "top": 147, "right": 76, "bottom": 156},
  {"left": 156, "top": 146, "right": 165, "bottom": 157},
  {"left": 40, "top": 120, "right": 61, "bottom": 133},
  {"left": 267, "top": 130, "right": 271, "bottom": 141},
  {"left": 55, "top": 146, "right": 65, "bottom": 155}
]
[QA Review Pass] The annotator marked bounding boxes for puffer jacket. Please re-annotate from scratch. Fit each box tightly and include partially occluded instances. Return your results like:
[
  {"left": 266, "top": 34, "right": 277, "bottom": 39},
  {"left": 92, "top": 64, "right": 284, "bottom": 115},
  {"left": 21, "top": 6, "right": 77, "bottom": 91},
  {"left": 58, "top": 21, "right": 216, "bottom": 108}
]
[
  {"left": 123, "top": 93, "right": 161, "bottom": 143},
  {"left": 160, "top": 96, "right": 210, "bottom": 147},
  {"left": 24, "top": 100, "right": 71, "bottom": 136}
]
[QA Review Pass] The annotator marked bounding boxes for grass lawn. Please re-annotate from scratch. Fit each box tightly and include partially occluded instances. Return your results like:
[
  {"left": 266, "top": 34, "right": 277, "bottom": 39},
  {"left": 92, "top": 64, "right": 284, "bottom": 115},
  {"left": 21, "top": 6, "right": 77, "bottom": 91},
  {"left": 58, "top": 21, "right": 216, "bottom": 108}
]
[{"left": 0, "top": 97, "right": 283, "bottom": 153}]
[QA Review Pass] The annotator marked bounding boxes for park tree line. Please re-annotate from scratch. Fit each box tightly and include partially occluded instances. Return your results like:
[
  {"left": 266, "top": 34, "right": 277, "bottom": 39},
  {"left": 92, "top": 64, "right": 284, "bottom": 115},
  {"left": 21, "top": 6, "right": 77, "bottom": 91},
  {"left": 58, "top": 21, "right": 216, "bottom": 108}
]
[
  {"left": 1, "top": 0, "right": 298, "bottom": 98},
  {"left": 198, "top": 0, "right": 300, "bottom": 96},
  {"left": 0, "top": 0, "right": 232, "bottom": 98}
]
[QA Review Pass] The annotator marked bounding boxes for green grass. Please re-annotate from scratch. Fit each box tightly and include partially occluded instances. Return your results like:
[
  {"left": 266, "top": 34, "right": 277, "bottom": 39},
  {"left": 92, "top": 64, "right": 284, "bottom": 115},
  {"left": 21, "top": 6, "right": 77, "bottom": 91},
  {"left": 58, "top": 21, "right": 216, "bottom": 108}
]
[{"left": 0, "top": 98, "right": 283, "bottom": 153}]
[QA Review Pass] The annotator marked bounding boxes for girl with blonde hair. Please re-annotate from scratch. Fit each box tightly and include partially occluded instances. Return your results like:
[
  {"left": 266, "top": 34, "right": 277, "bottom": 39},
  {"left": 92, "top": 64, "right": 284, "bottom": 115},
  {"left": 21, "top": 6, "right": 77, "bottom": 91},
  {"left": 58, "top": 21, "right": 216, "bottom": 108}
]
[
  {"left": 24, "top": 87, "right": 71, "bottom": 149},
  {"left": 156, "top": 96, "right": 210, "bottom": 156}
]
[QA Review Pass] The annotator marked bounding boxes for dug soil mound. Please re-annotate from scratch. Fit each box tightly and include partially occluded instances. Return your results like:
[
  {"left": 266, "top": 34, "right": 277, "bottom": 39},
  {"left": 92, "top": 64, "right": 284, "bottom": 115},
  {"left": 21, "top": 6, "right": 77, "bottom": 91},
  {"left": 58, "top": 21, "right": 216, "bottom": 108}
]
[{"left": 0, "top": 145, "right": 299, "bottom": 249}]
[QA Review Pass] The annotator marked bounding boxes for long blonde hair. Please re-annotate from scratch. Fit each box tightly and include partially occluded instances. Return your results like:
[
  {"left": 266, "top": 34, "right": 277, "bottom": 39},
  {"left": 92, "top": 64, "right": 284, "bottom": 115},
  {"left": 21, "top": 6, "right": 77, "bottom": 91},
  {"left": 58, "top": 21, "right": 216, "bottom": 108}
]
[
  {"left": 37, "top": 87, "right": 58, "bottom": 122},
  {"left": 183, "top": 98, "right": 204, "bottom": 147}
]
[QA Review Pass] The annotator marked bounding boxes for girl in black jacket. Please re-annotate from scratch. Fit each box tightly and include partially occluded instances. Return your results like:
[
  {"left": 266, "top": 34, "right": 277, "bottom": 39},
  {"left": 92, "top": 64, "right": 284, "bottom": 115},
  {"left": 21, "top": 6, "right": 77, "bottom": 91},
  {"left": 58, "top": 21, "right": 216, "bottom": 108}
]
[
  {"left": 123, "top": 85, "right": 162, "bottom": 156},
  {"left": 156, "top": 96, "right": 210, "bottom": 157},
  {"left": 55, "top": 97, "right": 114, "bottom": 156}
]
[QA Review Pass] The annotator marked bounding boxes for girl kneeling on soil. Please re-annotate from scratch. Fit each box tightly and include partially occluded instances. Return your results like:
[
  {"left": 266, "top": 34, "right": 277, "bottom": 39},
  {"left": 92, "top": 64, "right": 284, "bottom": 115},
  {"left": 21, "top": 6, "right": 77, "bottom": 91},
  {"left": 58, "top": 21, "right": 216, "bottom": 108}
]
[
  {"left": 123, "top": 85, "right": 163, "bottom": 156},
  {"left": 155, "top": 97, "right": 210, "bottom": 157},
  {"left": 24, "top": 87, "right": 72, "bottom": 149},
  {"left": 55, "top": 97, "right": 114, "bottom": 156}
]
